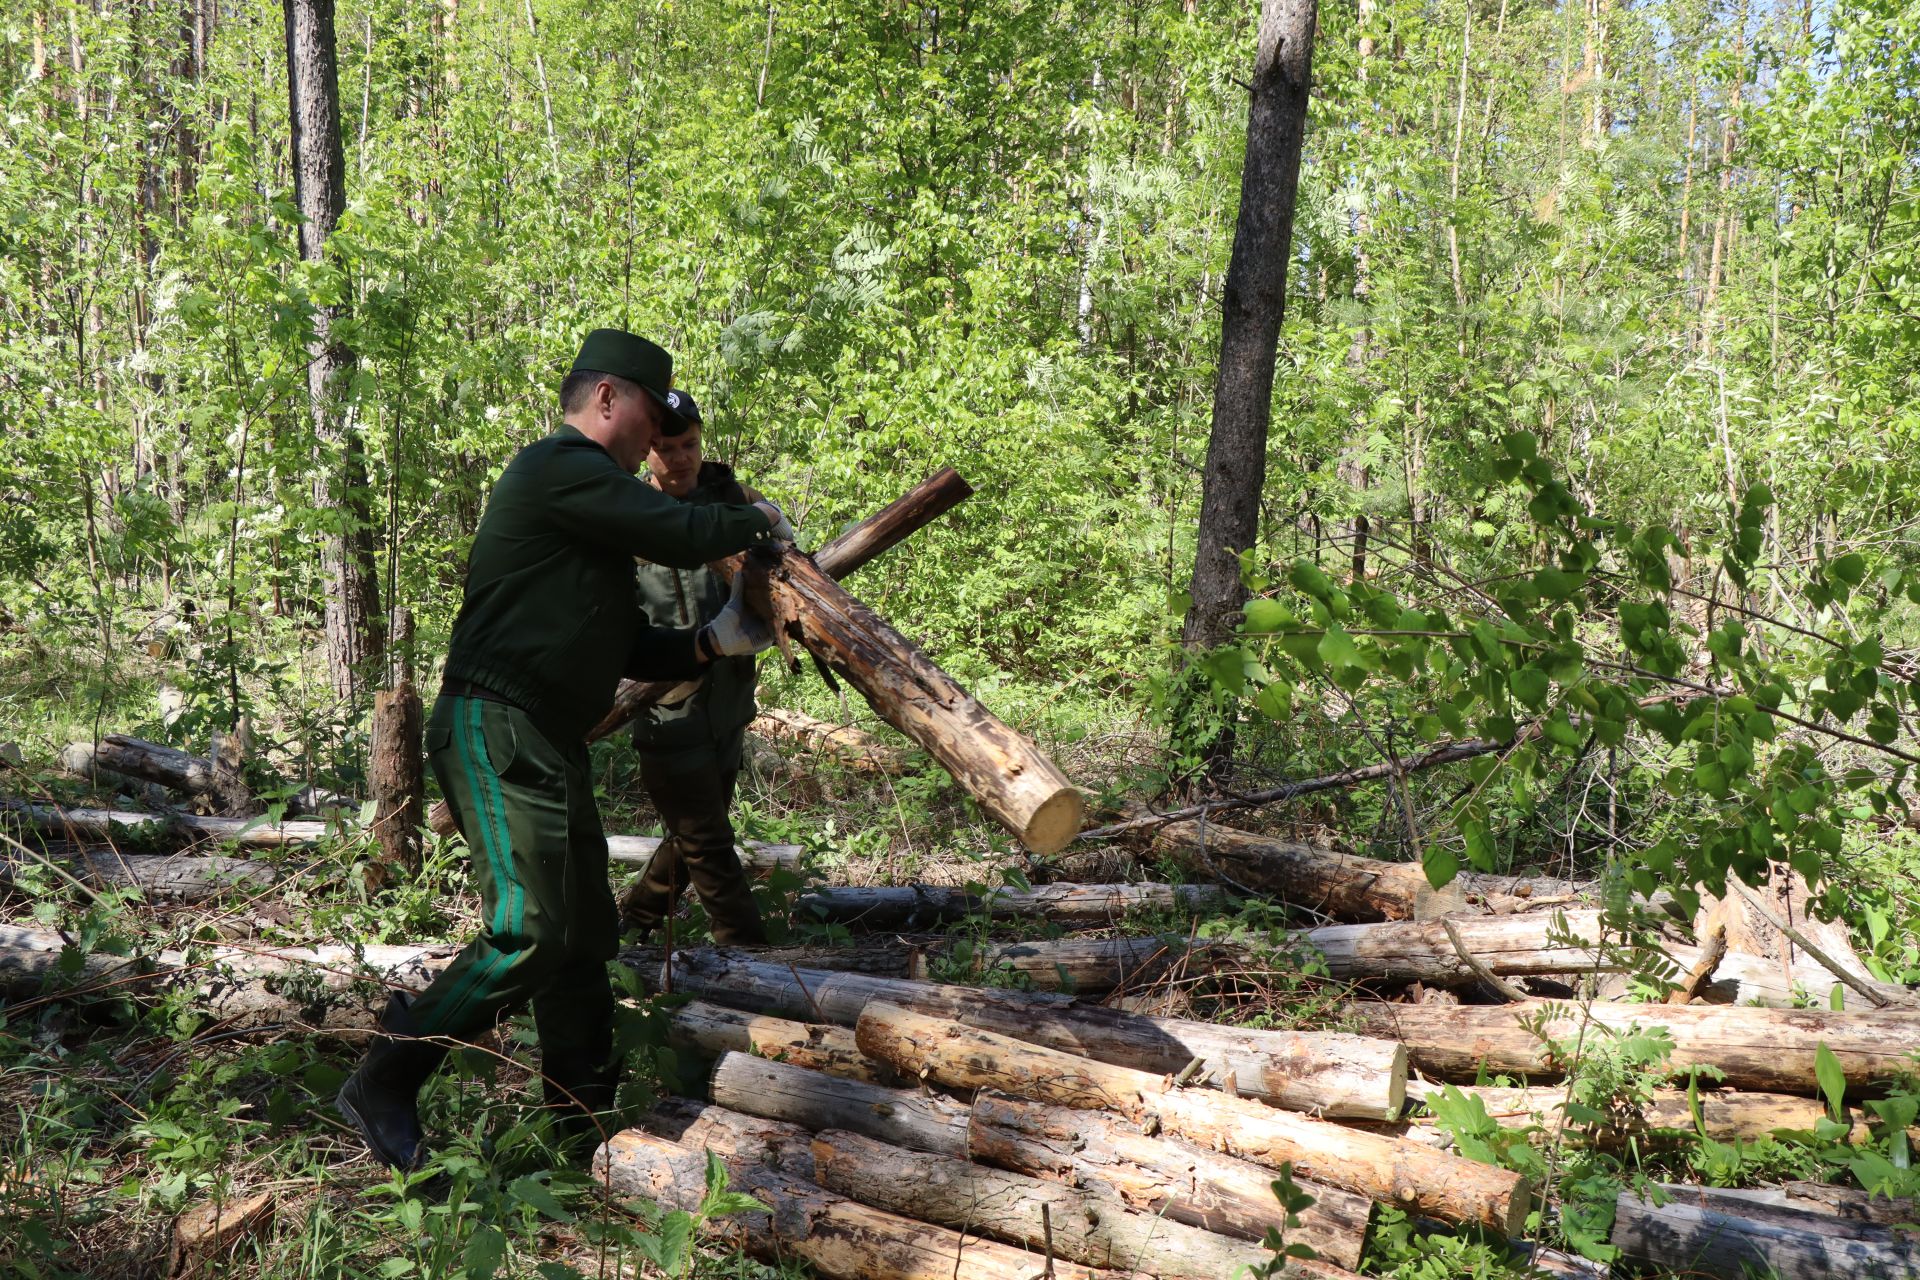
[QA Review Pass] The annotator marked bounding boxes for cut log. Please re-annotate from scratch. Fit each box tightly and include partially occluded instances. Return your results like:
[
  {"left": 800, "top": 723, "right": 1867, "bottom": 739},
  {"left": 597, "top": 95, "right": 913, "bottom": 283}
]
[
  {"left": 1149, "top": 817, "right": 1585, "bottom": 921},
  {"left": 1610, "top": 1181, "right": 1917, "bottom": 1279},
  {"left": 809, "top": 1128, "right": 1288, "bottom": 1280},
  {"left": 854, "top": 1002, "right": 1532, "bottom": 1234},
  {"left": 1403, "top": 1081, "right": 1883, "bottom": 1147},
  {"left": 168, "top": 1189, "right": 274, "bottom": 1274},
  {"left": 795, "top": 882, "right": 1231, "bottom": 931},
  {"left": 588, "top": 467, "right": 975, "bottom": 744},
  {"left": 1347, "top": 998, "right": 1920, "bottom": 1094},
  {"left": 651, "top": 951, "right": 1408, "bottom": 1120},
  {"left": 594, "top": 1128, "right": 1118, "bottom": 1280},
  {"left": 707, "top": 1051, "right": 971, "bottom": 1158},
  {"left": 633, "top": 1096, "right": 818, "bottom": 1178},
  {"left": 967, "top": 1090, "right": 1372, "bottom": 1268},
  {"left": 668, "top": 1001, "right": 897, "bottom": 1085},
  {"left": 367, "top": 683, "right": 424, "bottom": 884},
  {"left": 58, "top": 735, "right": 255, "bottom": 815},
  {"left": 0, "top": 849, "right": 283, "bottom": 901},
  {"left": 737, "top": 544, "right": 1083, "bottom": 853},
  {"left": 751, "top": 708, "right": 910, "bottom": 775}
]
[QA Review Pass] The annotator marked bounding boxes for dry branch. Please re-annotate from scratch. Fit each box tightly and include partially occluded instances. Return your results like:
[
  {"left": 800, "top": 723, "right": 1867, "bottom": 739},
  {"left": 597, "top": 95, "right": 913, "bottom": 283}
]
[
  {"left": 751, "top": 708, "right": 910, "bottom": 775},
  {"left": 794, "top": 882, "right": 1231, "bottom": 931}
]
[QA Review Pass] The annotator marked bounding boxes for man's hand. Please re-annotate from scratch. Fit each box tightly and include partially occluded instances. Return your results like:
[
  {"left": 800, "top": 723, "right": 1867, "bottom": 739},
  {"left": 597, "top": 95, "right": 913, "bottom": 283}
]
[
  {"left": 699, "top": 572, "right": 775, "bottom": 658},
  {"left": 753, "top": 499, "right": 798, "bottom": 545}
]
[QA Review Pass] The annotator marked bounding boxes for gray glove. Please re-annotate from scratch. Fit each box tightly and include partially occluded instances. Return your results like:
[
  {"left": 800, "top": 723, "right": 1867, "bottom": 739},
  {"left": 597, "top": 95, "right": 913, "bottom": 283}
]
[
  {"left": 755, "top": 499, "right": 798, "bottom": 545},
  {"left": 700, "top": 573, "right": 775, "bottom": 658}
]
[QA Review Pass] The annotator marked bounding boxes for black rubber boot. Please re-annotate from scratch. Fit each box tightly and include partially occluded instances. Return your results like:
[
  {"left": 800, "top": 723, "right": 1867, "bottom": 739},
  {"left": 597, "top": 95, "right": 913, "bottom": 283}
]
[
  {"left": 336, "top": 992, "right": 449, "bottom": 1171},
  {"left": 540, "top": 1040, "right": 620, "bottom": 1148}
]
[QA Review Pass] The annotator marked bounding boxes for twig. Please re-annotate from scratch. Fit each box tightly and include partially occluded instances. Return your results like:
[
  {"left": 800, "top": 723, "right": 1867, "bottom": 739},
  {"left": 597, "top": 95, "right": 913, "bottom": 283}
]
[
  {"left": 1727, "top": 879, "right": 1905, "bottom": 1009},
  {"left": 1040, "top": 1203, "right": 1056, "bottom": 1280},
  {"left": 786, "top": 962, "right": 824, "bottom": 1022},
  {"left": 1665, "top": 923, "right": 1726, "bottom": 1005},
  {"left": 1441, "top": 917, "right": 1529, "bottom": 1001}
]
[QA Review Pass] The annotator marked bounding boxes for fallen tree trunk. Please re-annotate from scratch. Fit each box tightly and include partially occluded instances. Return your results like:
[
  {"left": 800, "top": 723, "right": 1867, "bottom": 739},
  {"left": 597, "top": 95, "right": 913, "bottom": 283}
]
[
  {"left": 1347, "top": 998, "right": 1920, "bottom": 1094},
  {"left": 667, "top": 1001, "right": 897, "bottom": 1085},
  {"left": 739, "top": 544, "right": 1083, "bottom": 854},
  {"left": 1148, "top": 817, "right": 1585, "bottom": 921},
  {"left": 1403, "top": 1081, "right": 1885, "bottom": 1147},
  {"left": 593, "top": 1128, "right": 1119, "bottom": 1280},
  {"left": 967, "top": 1090, "right": 1372, "bottom": 1268},
  {"left": 810, "top": 1128, "right": 1286, "bottom": 1280},
  {"left": 795, "top": 882, "right": 1232, "bottom": 931},
  {"left": 708, "top": 1051, "right": 971, "bottom": 1158},
  {"left": 854, "top": 1002, "right": 1532, "bottom": 1235},
  {"left": 0, "top": 849, "right": 284, "bottom": 901},
  {"left": 751, "top": 708, "right": 910, "bottom": 775},
  {"left": 1610, "top": 1181, "right": 1915, "bottom": 1279},
  {"left": 653, "top": 950, "right": 1408, "bottom": 1120},
  {"left": 59, "top": 735, "right": 255, "bottom": 814},
  {"left": 7, "top": 802, "right": 799, "bottom": 874},
  {"left": 588, "top": 467, "right": 975, "bottom": 745}
]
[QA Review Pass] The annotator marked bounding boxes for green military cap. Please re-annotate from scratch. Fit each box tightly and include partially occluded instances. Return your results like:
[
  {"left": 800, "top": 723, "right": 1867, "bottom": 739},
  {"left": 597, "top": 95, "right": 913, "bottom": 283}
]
[{"left": 571, "top": 329, "right": 692, "bottom": 434}]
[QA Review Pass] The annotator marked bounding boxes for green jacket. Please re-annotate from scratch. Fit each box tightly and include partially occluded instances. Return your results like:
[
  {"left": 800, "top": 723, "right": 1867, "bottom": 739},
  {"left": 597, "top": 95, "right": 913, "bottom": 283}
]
[
  {"left": 630, "top": 461, "right": 764, "bottom": 765},
  {"left": 442, "top": 425, "right": 774, "bottom": 743}
]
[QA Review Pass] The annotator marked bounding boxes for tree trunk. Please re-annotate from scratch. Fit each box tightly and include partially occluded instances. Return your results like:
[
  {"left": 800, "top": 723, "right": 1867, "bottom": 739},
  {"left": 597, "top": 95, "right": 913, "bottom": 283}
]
[
  {"left": 1610, "top": 1182, "right": 1913, "bottom": 1279},
  {"left": 284, "top": 0, "right": 382, "bottom": 702},
  {"left": 795, "top": 882, "right": 1231, "bottom": 931},
  {"left": 592, "top": 1129, "right": 1119, "bottom": 1280},
  {"left": 58, "top": 735, "right": 256, "bottom": 814},
  {"left": 968, "top": 1091, "right": 1372, "bottom": 1269},
  {"left": 367, "top": 683, "right": 423, "bottom": 885},
  {"left": 1148, "top": 816, "right": 1582, "bottom": 921},
  {"left": 0, "top": 850, "right": 280, "bottom": 901},
  {"left": 1402, "top": 1081, "right": 1898, "bottom": 1149},
  {"left": 652, "top": 951, "right": 1408, "bottom": 1120},
  {"left": 706, "top": 1051, "right": 971, "bottom": 1158},
  {"left": 854, "top": 1003, "right": 1531, "bottom": 1234},
  {"left": 1346, "top": 999, "right": 1920, "bottom": 1094},
  {"left": 732, "top": 544, "right": 1083, "bottom": 853},
  {"left": 1183, "top": 0, "right": 1317, "bottom": 655},
  {"left": 810, "top": 1129, "right": 1292, "bottom": 1280},
  {"left": 588, "top": 467, "right": 973, "bottom": 743},
  {"left": 668, "top": 1001, "right": 900, "bottom": 1085},
  {"left": 633, "top": 1096, "right": 818, "bottom": 1178}
]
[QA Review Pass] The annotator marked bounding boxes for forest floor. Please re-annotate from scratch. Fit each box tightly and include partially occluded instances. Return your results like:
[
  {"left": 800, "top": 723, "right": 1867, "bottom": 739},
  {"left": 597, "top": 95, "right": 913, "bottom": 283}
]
[{"left": 3, "top": 665, "right": 1917, "bottom": 1279}]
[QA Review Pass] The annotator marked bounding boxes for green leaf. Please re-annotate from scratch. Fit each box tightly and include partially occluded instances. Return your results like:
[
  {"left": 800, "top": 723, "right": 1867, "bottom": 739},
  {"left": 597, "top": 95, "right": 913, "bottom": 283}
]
[
  {"left": 1316, "top": 626, "right": 1371, "bottom": 674},
  {"left": 1831, "top": 553, "right": 1868, "bottom": 586},
  {"left": 1255, "top": 682, "right": 1292, "bottom": 721},
  {"left": 463, "top": 1227, "right": 507, "bottom": 1280},
  {"left": 1243, "top": 598, "right": 1294, "bottom": 633},
  {"left": 1815, "top": 1042, "right": 1847, "bottom": 1121},
  {"left": 1423, "top": 844, "right": 1460, "bottom": 889},
  {"left": 1508, "top": 666, "right": 1551, "bottom": 708}
]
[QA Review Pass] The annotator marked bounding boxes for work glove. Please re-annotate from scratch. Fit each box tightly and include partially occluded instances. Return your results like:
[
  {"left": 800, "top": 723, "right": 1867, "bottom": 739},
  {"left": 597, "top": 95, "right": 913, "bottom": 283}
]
[
  {"left": 699, "top": 572, "right": 776, "bottom": 658},
  {"left": 755, "top": 499, "right": 798, "bottom": 545}
]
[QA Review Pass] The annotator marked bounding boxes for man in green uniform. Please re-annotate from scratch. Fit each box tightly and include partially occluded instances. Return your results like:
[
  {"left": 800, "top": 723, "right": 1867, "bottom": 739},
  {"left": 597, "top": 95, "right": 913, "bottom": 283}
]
[
  {"left": 336, "top": 330, "right": 796, "bottom": 1171},
  {"left": 617, "top": 390, "right": 781, "bottom": 946}
]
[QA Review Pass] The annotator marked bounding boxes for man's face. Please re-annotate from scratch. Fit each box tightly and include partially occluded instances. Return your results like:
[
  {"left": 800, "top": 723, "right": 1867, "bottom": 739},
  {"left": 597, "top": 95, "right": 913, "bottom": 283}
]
[
  {"left": 648, "top": 425, "right": 704, "bottom": 497},
  {"left": 595, "top": 379, "right": 660, "bottom": 472}
]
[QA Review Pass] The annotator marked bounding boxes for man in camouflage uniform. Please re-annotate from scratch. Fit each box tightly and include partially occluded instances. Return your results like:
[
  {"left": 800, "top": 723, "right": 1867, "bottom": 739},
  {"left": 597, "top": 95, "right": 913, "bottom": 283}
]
[
  {"left": 336, "top": 330, "right": 796, "bottom": 1170},
  {"left": 617, "top": 390, "right": 781, "bottom": 946}
]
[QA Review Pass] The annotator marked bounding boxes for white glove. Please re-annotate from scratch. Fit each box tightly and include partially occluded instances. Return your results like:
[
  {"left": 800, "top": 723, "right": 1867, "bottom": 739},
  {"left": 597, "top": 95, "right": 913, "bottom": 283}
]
[
  {"left": 755, "top": 499, "right": 798, "bottom": 545},
  {"left": 700, "top": 573, "right": 775, "bottom": 657}
]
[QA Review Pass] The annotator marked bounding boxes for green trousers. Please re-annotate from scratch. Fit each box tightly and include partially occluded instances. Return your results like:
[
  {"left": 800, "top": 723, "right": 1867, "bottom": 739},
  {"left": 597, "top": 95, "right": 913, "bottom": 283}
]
[{"left": 407, "top": 695, "right": 618, "bottom": 1063}]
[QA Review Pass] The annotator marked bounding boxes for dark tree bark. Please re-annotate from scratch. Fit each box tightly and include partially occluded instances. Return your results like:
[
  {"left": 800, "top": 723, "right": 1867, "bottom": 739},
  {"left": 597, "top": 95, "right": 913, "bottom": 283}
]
[
  {"left": 284, "top": 0, "right": 383, "bottom": 701},
  {"left": 1183, "top": 0, "right": 1318, "bottom": 657}
]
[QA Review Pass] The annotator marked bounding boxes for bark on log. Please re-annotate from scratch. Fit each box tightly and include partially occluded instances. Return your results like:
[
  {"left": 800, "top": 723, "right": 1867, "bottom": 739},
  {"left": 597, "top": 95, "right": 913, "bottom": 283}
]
[
  {"left": 854, "top": 1002, "right": 1531, "bottom": 1234},
  {"left": 1347, "top": 998, "right": 1920, "bottom": 1094},
  {"left": 652, "top": 951, "right": 1408, "bottom": 1119},
  {"left": 751, "top": 708, "right": 910, "bottom": 775},
  {"left": 809, "top": 1128, "right": 1288, "bottom": 1280},
  {"left": 593, "top": 1129, "right": 1118, "bottom": 1280},
  {"left": 707, "top": 1051, "right": 971, "bottom": 1158},
  {"left": 1149, "top": 817, "right": 1585, "bottom": 921},
  {"left": 740, "top": 544, "right": 1082, "bottom": 853},
  {"left": 367, "top": 683, "right": 423, "bottom": 883},
  {"left": 967, "top": 1090, "right": 1372, "bottom": 1268},
  {"left": 794, "top": 882, "right": 1231, "bottom": 931},
  {"left": 588, "top": 467, "right": 975, "bottom": 744},
  {"left": 1610, "top": 1182, "right": 1916, "bottom": 1279},
  {"left": 633, "top": 1096, "right": 818, "bottom": 1178},
  {"left": 668, "top": 1001, "right": 898, "bottom": 1085}
]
